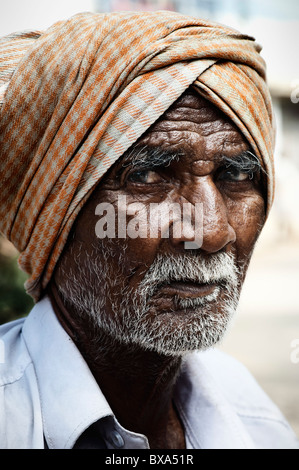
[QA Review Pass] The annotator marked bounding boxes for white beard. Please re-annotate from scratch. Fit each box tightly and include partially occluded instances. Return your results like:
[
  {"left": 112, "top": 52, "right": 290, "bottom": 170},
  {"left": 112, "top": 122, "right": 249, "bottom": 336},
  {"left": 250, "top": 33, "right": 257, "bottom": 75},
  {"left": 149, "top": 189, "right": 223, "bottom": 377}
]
[{"left": 57, "top": 241, "right": 241, "bottom": 357}]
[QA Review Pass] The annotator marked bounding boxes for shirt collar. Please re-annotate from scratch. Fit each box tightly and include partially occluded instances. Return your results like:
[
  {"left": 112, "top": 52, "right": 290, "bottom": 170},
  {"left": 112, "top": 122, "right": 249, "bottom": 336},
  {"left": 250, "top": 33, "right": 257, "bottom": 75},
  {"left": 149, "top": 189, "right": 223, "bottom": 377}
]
[{"left": 22, "top": 296, "right": 113, "bottom": 449}]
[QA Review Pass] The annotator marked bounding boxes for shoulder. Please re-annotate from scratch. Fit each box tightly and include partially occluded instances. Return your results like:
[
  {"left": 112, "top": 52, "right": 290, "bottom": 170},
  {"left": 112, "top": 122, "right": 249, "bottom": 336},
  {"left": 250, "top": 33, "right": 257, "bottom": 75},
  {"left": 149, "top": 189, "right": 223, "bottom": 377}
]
[
  {"left": 0, "top": 317, "right": 31, "bottom": 385},
  {"left": 0, "top": 316, "right": 43, "bottom": 448},
  {"left": 192, "top": 348, "right": 284, "bottom": 418},
  {"left": 190, "top": 348, "right": 299, "bottom": 449}
]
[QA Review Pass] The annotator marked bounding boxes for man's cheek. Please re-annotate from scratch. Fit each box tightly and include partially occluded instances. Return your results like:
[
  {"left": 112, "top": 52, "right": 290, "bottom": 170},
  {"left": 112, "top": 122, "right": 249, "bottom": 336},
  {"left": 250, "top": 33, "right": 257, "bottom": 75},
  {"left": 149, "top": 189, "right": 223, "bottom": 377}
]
[
  {"left": 111, "top": 206, "right": 159, "bottom": 278},
  {"left": 232, "top": 196, "right": 265, "bottom": 253}
]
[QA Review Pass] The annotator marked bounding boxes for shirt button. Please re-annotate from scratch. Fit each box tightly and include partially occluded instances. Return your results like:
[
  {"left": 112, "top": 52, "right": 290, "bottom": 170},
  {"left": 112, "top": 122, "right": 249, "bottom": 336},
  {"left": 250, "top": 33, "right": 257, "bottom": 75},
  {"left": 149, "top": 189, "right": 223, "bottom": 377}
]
[{"left": 109, "top": 429, "right": 125, "bottom": 448}]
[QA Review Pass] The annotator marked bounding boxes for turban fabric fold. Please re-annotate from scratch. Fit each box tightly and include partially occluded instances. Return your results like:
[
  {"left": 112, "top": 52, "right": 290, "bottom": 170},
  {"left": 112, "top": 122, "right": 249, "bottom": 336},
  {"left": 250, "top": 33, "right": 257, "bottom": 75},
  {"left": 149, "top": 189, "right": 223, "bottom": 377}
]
[{"left": 0, "top": 11, "right": 275, "bottom": 301}]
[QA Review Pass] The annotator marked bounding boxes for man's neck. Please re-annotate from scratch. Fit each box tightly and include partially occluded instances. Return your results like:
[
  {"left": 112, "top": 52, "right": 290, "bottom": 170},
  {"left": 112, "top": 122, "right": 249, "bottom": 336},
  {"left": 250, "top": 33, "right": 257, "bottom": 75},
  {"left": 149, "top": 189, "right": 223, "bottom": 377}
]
[
  {"left": 85, "top": 341, "right": 186, "bottom": 449},
  {"left": 48, "top": 285, "right": 186, "bottom": 449}
]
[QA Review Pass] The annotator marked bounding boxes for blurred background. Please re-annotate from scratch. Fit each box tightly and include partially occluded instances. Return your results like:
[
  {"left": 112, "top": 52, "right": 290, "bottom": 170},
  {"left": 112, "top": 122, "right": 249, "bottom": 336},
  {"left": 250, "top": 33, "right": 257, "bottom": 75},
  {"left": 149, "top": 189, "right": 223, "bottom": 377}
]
[{"left": 0, "top": 0, "right": 298, "bottom": 438}]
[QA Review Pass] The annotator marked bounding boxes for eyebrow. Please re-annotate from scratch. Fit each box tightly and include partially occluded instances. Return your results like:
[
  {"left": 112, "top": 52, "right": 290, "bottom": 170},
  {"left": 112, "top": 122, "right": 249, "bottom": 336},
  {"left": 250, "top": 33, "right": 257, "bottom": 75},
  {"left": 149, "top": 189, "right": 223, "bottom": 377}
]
[
  {"left": 117, "top": 145, "right": 263, "bottom": 177},
  {"left": 116, "top": 145, "right": 181, "bottom": 176},
  {"left": 222, "top": 151, "right": 264, "bottom": 177}
]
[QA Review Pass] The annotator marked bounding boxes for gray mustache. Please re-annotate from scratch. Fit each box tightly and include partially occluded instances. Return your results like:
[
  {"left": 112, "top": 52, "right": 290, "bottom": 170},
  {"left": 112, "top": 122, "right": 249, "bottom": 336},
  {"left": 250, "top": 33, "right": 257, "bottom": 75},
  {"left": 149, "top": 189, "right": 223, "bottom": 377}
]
[{"left": 139, "top": 252, "right": 239, "bottom": 291}]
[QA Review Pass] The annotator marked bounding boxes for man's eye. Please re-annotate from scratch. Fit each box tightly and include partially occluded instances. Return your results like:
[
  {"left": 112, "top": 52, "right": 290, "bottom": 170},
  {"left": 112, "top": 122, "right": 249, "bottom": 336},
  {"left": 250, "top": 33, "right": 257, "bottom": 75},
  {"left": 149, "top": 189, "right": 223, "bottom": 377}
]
[
  {"left": 218, "top": 167, "right": 254, "bottom": 182},
  {"left": 127, "top": 169, "right": 163, "bottom": 184}
]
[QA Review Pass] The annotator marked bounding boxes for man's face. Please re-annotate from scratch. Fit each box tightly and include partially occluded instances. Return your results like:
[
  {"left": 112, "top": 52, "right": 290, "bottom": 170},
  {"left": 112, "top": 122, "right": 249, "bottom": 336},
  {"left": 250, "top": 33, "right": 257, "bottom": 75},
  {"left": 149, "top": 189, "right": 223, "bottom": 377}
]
[{"left": 54, "top": 90, "right": 266, "bottom": 356}]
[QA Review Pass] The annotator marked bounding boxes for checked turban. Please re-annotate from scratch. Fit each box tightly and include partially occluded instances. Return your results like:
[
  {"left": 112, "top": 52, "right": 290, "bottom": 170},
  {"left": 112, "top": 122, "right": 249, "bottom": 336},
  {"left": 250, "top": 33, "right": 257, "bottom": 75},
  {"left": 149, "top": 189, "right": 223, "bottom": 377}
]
[{"left": 0, "top": 11, "right": 275, "bottom": 301}]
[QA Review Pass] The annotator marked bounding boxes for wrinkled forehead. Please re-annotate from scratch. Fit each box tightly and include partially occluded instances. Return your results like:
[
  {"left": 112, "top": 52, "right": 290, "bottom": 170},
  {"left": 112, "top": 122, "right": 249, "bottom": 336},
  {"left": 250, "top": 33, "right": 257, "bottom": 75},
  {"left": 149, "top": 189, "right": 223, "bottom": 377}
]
[
  {"left": 161, "top": 88, "right": 232, "bottom": 121},
  {"left": 145, "top": 88, "right": 241, "bottom": 134},
  {"left": 116, "top": 88, "right": 249, "bottom": 169}
]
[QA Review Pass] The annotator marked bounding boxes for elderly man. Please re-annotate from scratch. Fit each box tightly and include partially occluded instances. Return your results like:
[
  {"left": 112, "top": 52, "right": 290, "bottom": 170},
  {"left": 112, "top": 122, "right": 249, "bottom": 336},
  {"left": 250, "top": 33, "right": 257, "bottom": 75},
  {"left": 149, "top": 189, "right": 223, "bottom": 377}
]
[{"left": 0, "top": 11, "right": 298, "bottom": 449}]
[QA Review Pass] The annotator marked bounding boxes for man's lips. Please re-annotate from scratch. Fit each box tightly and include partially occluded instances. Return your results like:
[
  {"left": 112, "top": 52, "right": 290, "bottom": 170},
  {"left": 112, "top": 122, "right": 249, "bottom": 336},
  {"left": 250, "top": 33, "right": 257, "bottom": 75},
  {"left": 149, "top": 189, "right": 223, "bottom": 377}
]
[{"left": 157, "top": 281, "right": 219, "bottom": 299}]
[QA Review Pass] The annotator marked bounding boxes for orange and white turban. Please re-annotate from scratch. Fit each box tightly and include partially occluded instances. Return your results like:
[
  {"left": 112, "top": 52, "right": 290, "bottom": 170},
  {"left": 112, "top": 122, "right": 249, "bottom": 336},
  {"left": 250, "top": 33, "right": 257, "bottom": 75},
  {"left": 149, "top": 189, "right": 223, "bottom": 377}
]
[{"left": 0, "top": 11, "right": 275, "bottom": 301}]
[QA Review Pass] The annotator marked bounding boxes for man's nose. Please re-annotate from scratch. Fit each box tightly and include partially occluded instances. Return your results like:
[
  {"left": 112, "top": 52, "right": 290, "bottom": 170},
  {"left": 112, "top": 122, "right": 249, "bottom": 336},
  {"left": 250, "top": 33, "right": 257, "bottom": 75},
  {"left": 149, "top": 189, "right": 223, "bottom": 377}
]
[{"left": 171, "top": 177, "right": 236, "bottom": 253}]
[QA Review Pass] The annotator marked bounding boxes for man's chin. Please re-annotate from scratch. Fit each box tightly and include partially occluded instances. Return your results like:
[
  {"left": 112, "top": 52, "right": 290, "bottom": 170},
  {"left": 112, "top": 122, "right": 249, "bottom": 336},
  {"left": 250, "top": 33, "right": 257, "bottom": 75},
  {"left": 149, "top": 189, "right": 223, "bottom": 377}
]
[{"left": 116, "top": 302, "right": 237, "bottom": 358}]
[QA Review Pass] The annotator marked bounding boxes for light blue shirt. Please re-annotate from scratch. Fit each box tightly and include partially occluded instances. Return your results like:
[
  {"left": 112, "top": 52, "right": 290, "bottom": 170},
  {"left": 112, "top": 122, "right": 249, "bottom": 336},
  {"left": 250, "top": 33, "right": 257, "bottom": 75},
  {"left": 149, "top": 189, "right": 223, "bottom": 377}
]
[{"left": 0, "top": 296, "right": 298, "bottom": 449}]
